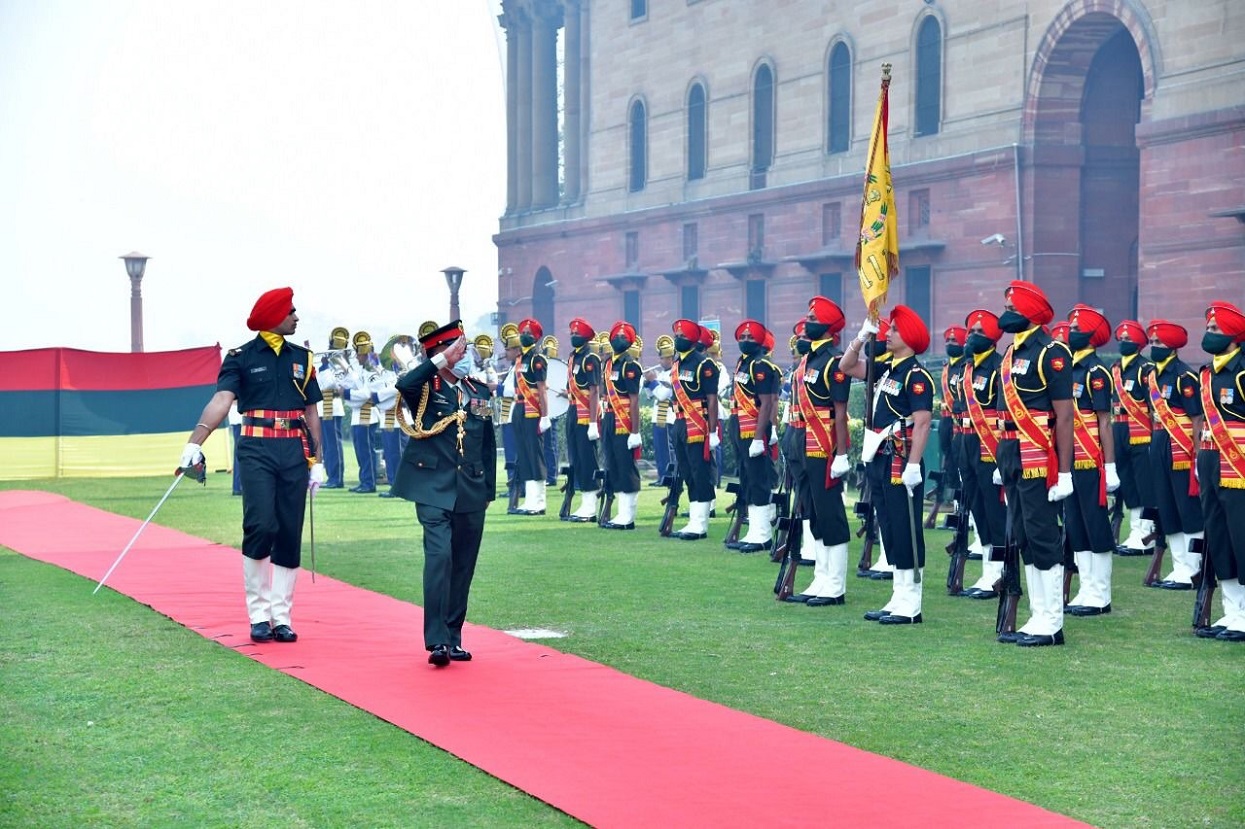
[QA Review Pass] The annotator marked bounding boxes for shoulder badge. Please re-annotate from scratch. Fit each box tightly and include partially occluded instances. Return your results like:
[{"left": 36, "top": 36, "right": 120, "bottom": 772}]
[{"left": 1050, "top": 356, "right": 1066, "bottom": 372}]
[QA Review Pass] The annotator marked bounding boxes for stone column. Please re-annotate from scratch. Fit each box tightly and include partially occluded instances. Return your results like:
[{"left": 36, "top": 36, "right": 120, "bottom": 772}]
[
  {"left": 500, "top": 7, "right": 520, "bottom": 213},
  {"left": 530, "top": 1, "right": 562, "bottom": 210},
  {"left": 561, "top": 0, "right": 581, "bottom": 204},
  {"left": 515, "top": 4, "right": 533, "bottom": 212}
]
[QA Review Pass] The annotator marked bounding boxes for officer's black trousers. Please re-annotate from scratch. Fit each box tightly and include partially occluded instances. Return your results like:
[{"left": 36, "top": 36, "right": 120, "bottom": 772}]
[
  {"left": 238, "top": 436, "right": 308, "bottom": 568},
  {"left": 416, "top": 503, "right": 485, "bottom": 649}
]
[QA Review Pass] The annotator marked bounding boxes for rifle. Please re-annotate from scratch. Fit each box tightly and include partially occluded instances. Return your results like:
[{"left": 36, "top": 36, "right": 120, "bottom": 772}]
[
  {"left": 658, "top": 464, "right": 682, "bottom": 537},
  {"left": 1141, "top": 507, "right": 1167, "bottom": 587},
  {"left": 722, "top": 479, "right": 745, "bottom": 546},
  {"left": 505, "top": 461, "right": 521, "bottom": 514},
  {"left": 594, "top": 469, "right": 615, "bottom": 527},
  {"left": 558, "top": 463, "right": 576, "bottom": 521},
  {"left": 924, "top": 462, "right": 956, "bottom": 528},
  {"left": 770, "top": 470, "right": 793, "bottom": 563},
  {"left": 1191, "top": 538, "right": 1216, "bottom": 630},
  {"left": 773, "top": 485, "right": 805, "bottom": 598},
  {"left": 942, "top": 494, "right": 970, "bottom": 596},
  {"left": 1061, "top": 525, "right": 1077, "bottom": 608},
  {"left": 995, "top": 535, "right": 1022, "bottom": 637},
  {"left": 1108, "top": 491, "right": 1125, "bottom": 545},
  {"left": 853, "top": 466, "right": 877, "bottom": 576}
]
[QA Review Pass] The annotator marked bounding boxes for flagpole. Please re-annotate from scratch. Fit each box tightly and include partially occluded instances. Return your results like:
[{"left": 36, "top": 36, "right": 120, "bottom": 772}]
[{"left": 858, "top": 62, "right": 894, "bottom": 435}]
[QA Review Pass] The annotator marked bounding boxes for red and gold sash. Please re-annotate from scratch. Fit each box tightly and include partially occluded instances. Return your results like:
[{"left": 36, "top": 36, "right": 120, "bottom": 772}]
[
  {"left": 796, "top": 356, "right": 845, "bottom": 487},
  {"left": 962, "top": 363, "right": 999, "bottom": 463},
  {"left": 569, "top": 352, "right": 592, "bottom": 425},
  {"left": 672, "top": 357, "right": 711, "bottom": 460},
  {"left": 733, "top": 359, "right": 760, "bottom": 439},
  {"left": 940, "top": 360, "right": 955, "bottom": 418},
  {"left": 1146, "top": 371, "right": 1197, "bottom": 488},
  {"left": 515, "top": 351, "right": 541, "bottom": 417},
  {"left": 787, "top": 358, "right": 806, "bottom": 429},
  {"left": 1112, "top": 363, "right": 1152, "bottom": 445},
  {"left": 1200, "top": 366, "right": 1245, "bottom": 490},
  {"left": 604, "top": 357, "right": 634, "bottom": 435},
  {"left": 1000, "top": 347, "right": 1059, "bottom": 485},
  {"left": 1070, "top": 404, "right": 1107, "bottom": 506}
]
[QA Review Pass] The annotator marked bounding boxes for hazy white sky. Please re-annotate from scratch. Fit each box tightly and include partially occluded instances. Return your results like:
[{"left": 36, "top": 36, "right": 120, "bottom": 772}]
[{"left": 0, "top": 0, "right": 508, "bottom": 354}]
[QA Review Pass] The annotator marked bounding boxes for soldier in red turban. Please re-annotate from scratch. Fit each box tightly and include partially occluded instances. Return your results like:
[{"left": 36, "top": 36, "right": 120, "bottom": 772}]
[
  {"left": 1111, "top": 319, "right": 1157, "bottom": 557},
  {"left": 667, "top": 319, "right": 721, "bottom": 539},
  {"left": 564, "top": 318, "right": 604, "bottom": 522},
  {"left": 513, "top": 318, "right": 551, "bottom": 514}
]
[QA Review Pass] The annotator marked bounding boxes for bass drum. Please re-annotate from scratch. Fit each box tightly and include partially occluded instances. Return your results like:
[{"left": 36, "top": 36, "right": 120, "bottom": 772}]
[{"left": 545, "top": 357, "right": 570, "bottom": 420}]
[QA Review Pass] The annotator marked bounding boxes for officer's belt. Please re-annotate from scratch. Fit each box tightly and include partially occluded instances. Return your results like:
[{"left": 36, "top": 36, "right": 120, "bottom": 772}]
[{"left": 242, "top": 410, "right": 306, "bottom": 438}]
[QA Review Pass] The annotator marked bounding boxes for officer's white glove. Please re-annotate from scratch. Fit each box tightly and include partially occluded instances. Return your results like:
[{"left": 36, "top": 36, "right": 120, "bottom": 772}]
[
  {"left": 748, "top": 438, "right": 765, "bottom": 458},
  {"left": 539, "top": 416, "right": 551, "bottom": 434},
  {"left": 830, "top": 454, "right": 851, "bottom": 479},
  {"left": 1104, "top": 462, "right": 1120, "bottom": 493},
  {"left": 992, "top": 467, "right": 1003, "bottom": 487},
  {"left": 627, "top": 432, "right": 642, "bottom": 450},
  {"left": 768, "top": 431, "right": 779, "bottom": 446},
  {"left": 857, "top": 317, "right": 880, "bottom": 342},
  {"left": 180, "top": 442, "right": 203, "bottom": 470},
  {"left": 1048, "top": 472, "right": 1074, "bottom": 502},
  {"left": 309, "top": 462, "right": 327, "bottom": 494},
  {"left": 901, "top": 462, "right": 923, "bottom": 493},
  {"left": 653, "top": 384, "right": 673, "bottom": 402},
  {"left": 708, "top": 433, "right": 721, "bottom": 451},
  {"left": 586, "top": 422, "right": 600, "bottom": 441}
]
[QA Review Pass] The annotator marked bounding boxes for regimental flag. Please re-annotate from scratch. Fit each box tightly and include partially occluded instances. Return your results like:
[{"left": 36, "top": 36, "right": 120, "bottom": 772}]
[
  {"left": 0, "top": 345, "right": 223, "bottom": 479},
  {"left": 855, "top": 64, "right": 899, "bottom": 321}
]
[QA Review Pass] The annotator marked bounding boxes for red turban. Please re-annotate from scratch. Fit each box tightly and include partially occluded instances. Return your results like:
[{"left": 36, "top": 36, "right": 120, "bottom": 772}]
[
  {"left": 888, "top": 305, "right": 930, "bottom": 354},
  {"left": 1114, "top": 319, "right": 1145, "bottom": 345},
  {"left": 698, "top": 325, "right": 716, "bottom": 348},
  {"left": 246, "top": 287, "right": 294, "bottom": 332},
  {"left": 1207, "top": 302, "right": 1245, "bottom": 343},
  {"left": 965, "top": 309, "right": 1001, "bottom": 341},
  {"left": 1069, "top": 304, "right": 1111, "bottom": 348},
  {"left": 792, "top": 319, "right": 807, "bottom": 337},
  {"left": 419, "top": 320, "right": 463, "bottom": 353},
  {"left": 1050, "top": 321, "right": 1070, "bottom": 343},
  {"left": 519, "top": 318, "right": 544, "bottom": 340},
  {"left": 762, "top": 330, "right": 775, "bottom": 353},
  {"left": 943, "top": 326, "right": 967, "bottom": 346},
  {"left": 735, "top": 319, "right": 766, "bottom": 343},
  {"left": 876, "top": 317, "right": 890, "bottom": 340},
  {"left": 808, "top": 296, "right": 846, "bottom": 334},
  {"left": 1005, "top": 280, "right": 1054, "bottom": 326},
  {"left": 609, "top": 321, "right": 636, "bottom": 345},
  {"left": 1147, "top": 319, "right": 1188, "bottom": 349},
  {"left": 569, "top": 317, "right": 595, "bottom": 338},
  {"left": 673, "top": 318, "right": 701, "bottom": 341}
]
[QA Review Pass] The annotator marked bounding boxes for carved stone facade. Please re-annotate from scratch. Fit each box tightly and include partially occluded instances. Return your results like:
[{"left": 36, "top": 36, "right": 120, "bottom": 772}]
[{"left": 495, "top": 0, "right": 1244, "bottom": 360}]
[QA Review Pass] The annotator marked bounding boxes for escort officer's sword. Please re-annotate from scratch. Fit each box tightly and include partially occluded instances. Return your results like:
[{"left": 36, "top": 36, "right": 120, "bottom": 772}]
[{"left": 93, "top": 460, "right": 206, "bottom": 595}]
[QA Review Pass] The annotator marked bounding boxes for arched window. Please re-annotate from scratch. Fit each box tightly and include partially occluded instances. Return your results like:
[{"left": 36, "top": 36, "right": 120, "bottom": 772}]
[
  {"left": 687, "top": 82, "right": 707, "bottom": 181},
  {"left": 827, "top": 42, "right": 851, "bottom": 154},
  {"left": 752, "top": 64, "right": 774, "bottom": 179},
  {"left": 629, "top": 99, "right": 647, "bottom": 193},
  {"left": 915, "top": 17, "right": 942, "bottom": 137}
]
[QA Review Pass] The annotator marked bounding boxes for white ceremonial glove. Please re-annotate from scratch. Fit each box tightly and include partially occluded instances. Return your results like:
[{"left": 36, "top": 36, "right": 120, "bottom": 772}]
[
  {"left": 539, "top": 416, "right": 552, "bottom": 434},
  {"left": 708, "top": 433, "right": 721, "bottom": 451},
  {"left": 653, "top": 384, "right": 673, "bottom": 402},
  {"left": 768, "top": 431, "right": 779, "bottom": 446},
  {"left": 1104, "top": 462, "right": 1120, "bottom": 493},
  {"left": 309, "top": 462, "right": 327, "bottom": 494},
  {"left": 992, "top": 467, "right": 1003, "bottom": 487},
  {"left": 587, "top": 422, "right": 600, "bottom": 441},
  {"left": 901, "top": 462, "right": 923, "bottom": 493},
  {"left": 180, "top": 442, "right": 203, "bottom": 470},
  {"left": 1048, "top": 472, "right": 1074, "bottom": 502},
  {"left": 830, "top": 454, "right": 851, "bottom": 479},
  {"left": 748, "top": 438, "right": 765, "bottom": 458},
  {"left": 627, "top": 432, "right": 642, "bottom": 450},
  {"left": 857, "top": 318, "right": 880, "bottom": 342}
]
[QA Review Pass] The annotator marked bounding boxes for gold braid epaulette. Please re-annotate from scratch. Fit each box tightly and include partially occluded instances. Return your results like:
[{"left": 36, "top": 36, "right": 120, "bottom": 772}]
[{"left": 397, "top": 384, "right": 465, "bottom": 440}]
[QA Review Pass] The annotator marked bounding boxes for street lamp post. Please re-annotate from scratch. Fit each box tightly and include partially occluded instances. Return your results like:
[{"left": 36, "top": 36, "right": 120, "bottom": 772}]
[
  {"left": 120, "top": 252, "right": 150, "bottom": 352},
  {"left": 442, "top": 266, "right": 466, "bottom": 322}
]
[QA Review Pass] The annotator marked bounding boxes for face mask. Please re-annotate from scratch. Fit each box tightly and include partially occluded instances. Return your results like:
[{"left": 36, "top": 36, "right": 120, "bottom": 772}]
[
  {"left": 966, "top": 332, "right": 995, "bottom": 355},
  {"left": 570, "top": 335, "right": 588, "bottom": 349},
  {"left": 998, "top": 310, "right": 1030, "bottom": 334},
  {"left": 673, "top": 335, "right": 694, "bottom": 353},
  {"left": 520, "top": 334, "right": 537, "bottom": 348},
  {"left": 1068, "top": 331, "right": 1092, "bottom": 351},
  {"left": 1202, "top": 332, "right": 1235, "bottom": 355},
  {"left": 1118, "top": 341, "right": 1139, "bottom": 357},
  {"left": 611, "top": 337, "right": 631, "bottom": 354},
  {"left": 945, "top": 343, "right": 964, "bottom": 359},
  {"left": 449, "top": 352, "right": 474, "bottom": 379},
  {"left": 804, "top": 321, "right": 829, "bottom": 340},
  {"left": 1149, "top": 345, "right": 1172, "bottom": 363},
  {"left": 739, "top": 341, "right": 762, "bottom": 356},
  {"left": 795, "top": 339, "right": 812, "bottom": 356}
]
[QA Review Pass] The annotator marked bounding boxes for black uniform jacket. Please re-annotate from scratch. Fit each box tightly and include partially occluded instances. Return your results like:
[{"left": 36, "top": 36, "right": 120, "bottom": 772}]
[{"left": 391, "top": 360, "right": 497, "bottom": 513}]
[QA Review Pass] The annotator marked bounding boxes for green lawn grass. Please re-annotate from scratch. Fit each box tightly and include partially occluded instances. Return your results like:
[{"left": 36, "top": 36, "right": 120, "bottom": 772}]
[{"left": 2, "top": 472, "right": 1242, "bottom": 828}]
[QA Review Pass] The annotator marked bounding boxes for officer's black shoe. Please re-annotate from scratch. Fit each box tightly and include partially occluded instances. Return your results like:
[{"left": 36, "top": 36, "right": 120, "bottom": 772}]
[
  {"left": 603, "top": 521, "right": 635, "bottom": 530},
  {"left": 449, "top": 646, "right": 472, "bottom": 661},
  {"left": 428, "top": 645, "right": 450, "bottom": 667},
  {"left": 1068, "top": 604, "right": 1111, "bottom": 617},
  {"left": 350, "top": 485, "right": 376, "bottom": 494},
  {"left": 567, "top": 515, "right": 596, "bottom": 523},
  {"left": 878, "top": 612, "right": 922, "bottom": 624},
  {"left": 1157, "top": 580, "right": 1193, "bottom": 590},
  {"left": 1216, "top": 629, "right": 1245, "bottom": 642},
  {"left": 517, "top": 509, "right": 546, "bottom": 516},
  {"left": 675, "top": 531, "right": 708, "bottom": 540},
  {"left": 783, "top": 593, "right": 813, "bottom": 604},
  {"left": 272, "top": 624, "right": 298, "bottom": 643},
  {"left": 507, "top": 507, "right": 523, "bottom": 515},
  {"left": 1194, "top": 625, "right": 1226, "bottom": 639},
  {"left": 856, "top": 568, "right": 876, "bottom": 578},
  {"left": 798, "top": 558, "right": 816, "bottom": 566},
  {"left": 322, "top": 483, "right": 344, "bottom": 489},
  {"left": 996, "top": 631, "right": 1024, "bottom": 644},
  {"left": 966, "top": 552, "right": 983, "bottom": 561},
  {"left": 377, "top": 490, "right": 396, "bottom": 498},
  {"left": 806, "top": 595, "right": 845, "bottom": 607},
  {"left": 723, "top": 540, "right": 744, "bottom": 550},
  {"left": 868, "top": 570, "right": 894, "bottom": 581},
  {"left": 964, "top": 588, "right": 998, "bottom": 600},
  {"left": 250, "top": 622, "right": 273, "bottom": 643},
  {"left": 1115, "top": 544, "right": 1149, "bottom": 557},
  {"left": 1016, "top": 629, "right": 1065, "bottom": 647},
  {"left": 648, "top": 481, "right": 664, "bottom": 487},
  {"left": 863, "top": 609, "right": 889, "bottom": 621}
]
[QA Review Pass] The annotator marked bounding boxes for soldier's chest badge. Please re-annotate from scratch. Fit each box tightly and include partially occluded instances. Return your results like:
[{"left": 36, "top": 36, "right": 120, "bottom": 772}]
[
  {"left": 1124, "top": 379, "right": 1135, "bottom": 391},
  {"left": 293, "top": 363, "right": 306, "bottom": 380},
  {"left": 1220, "top": 387, "right": 1235, "bottom": 405},
  {"left": 973, "top": 376, "right": 987, "bottom": 391},
  {"left": 1013, "top": 359, "right": 1031, "bottom": 376},
  {"left": 735, "top": 371, "right": 749, "bottom": 385},
  {"left": 1161, "top": 384, "right": 1172, "bottom": 399},
  {"left": 679, "top": 370, "right": 694, "bottom": 382},
  {"left": 1072, "top": 383, "right": 1084, "bottom": 398},
  {"left": 880, "top": 378, "right": 902, "bottom": 396}
]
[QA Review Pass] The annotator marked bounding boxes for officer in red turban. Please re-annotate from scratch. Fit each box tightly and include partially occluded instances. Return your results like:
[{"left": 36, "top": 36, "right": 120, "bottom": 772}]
[
  {"left": 513, "top": 318, "right": 551, "bottom": 514},
  {"left": 667, "top": 319, "right": 721, "bottom": 539},
  {"left": 933, "top": 324, "right": 970, "bottom": 532},
  {"left": 1196, "top": 301, "right": 1245, "bottom": 641},
  {"left": 994, "top": 280, "right": 1075, "bottom": 646},
  {"left": 181, "top": 288, "right": 324, "bottom": 644},
  {"left": 728, "top": 320, "right": 781, "bottom": 553},
  {"left": 1145, "top": 318, "right": 1205, "bottom": 589},
  {"left": 1111, "top": 319, "right": 1157, "bottom": 557},
  {"left": 564, "top": 318, "right": 604, "bottom": 522},
  {"left": 600, "top": 321, "right": 644, "bottom": 529}
]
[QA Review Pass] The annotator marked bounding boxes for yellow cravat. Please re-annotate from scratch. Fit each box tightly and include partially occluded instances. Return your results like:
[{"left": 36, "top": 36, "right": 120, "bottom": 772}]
[{"left": 259, "top": 331, "right": 285, "bottom": 355}]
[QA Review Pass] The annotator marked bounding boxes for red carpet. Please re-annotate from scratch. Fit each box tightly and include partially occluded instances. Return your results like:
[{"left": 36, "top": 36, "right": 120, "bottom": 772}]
[{"left": 0, "top": 491, "right": 1087, "bottom": 828}]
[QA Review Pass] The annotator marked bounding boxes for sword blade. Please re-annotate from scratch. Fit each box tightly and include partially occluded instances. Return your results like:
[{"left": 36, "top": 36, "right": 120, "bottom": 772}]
[
  {"left": 93, "top": 473, "right": 185, "bottom": 595},
  {"left": 309, "top": 489, "right": 316, "bottom": 583}
]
